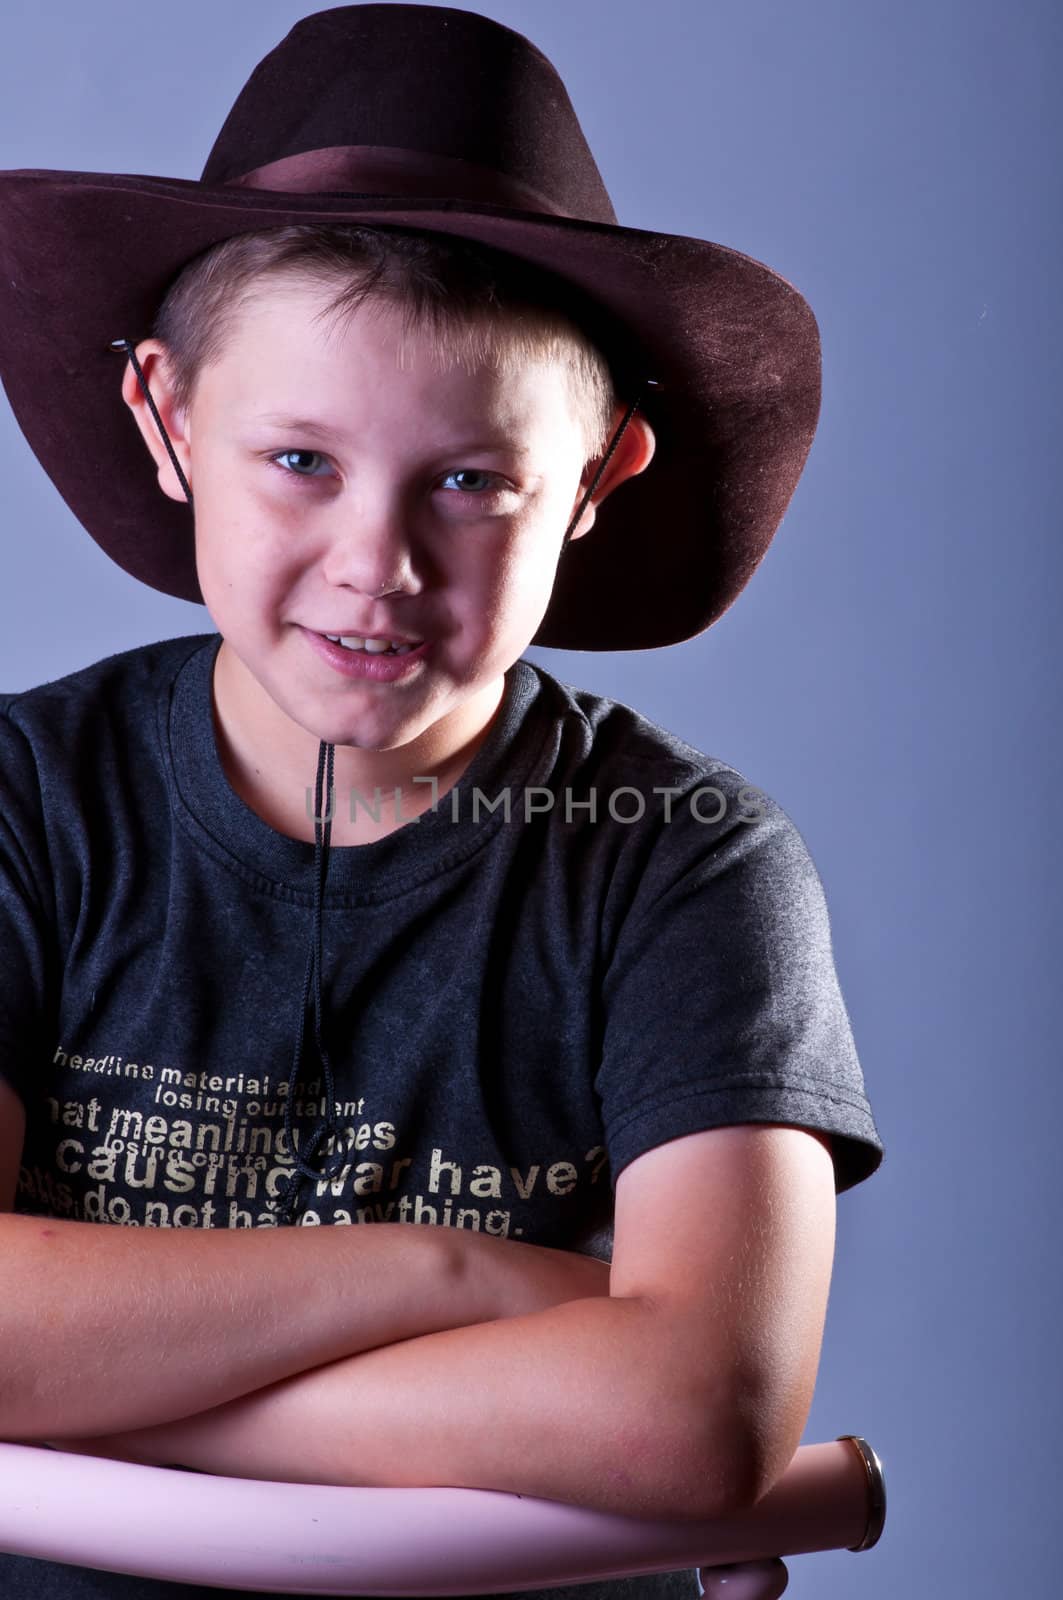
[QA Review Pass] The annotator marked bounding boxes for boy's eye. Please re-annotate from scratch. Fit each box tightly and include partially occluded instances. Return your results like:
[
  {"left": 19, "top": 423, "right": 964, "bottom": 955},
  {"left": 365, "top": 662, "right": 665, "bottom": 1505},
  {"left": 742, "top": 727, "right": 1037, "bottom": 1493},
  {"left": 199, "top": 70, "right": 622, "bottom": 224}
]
[
  {"left": 439, "top": 468, "right": 509, "bottom": 498},
  {"left": 266, "top": 451, "right": 514, "bottom": 508},
  {"left": 268, "top": 449, "right": 334, "bottom": 480}
]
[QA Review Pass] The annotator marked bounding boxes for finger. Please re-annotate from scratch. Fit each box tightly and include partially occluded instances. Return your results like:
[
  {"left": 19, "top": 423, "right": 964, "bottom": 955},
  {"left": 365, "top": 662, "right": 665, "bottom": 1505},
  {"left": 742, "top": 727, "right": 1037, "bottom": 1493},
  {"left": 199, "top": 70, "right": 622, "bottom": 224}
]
[{"left": 697, "top": 1557, "right": 789, "bottom": 1599}]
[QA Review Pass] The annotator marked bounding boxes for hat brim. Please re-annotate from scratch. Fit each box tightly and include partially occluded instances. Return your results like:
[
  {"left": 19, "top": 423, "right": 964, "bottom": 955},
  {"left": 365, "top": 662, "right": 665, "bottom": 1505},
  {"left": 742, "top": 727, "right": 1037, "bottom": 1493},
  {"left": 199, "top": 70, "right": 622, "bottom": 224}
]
[{"left": 0, "top": 169, "right": 820, "bottom": 650}]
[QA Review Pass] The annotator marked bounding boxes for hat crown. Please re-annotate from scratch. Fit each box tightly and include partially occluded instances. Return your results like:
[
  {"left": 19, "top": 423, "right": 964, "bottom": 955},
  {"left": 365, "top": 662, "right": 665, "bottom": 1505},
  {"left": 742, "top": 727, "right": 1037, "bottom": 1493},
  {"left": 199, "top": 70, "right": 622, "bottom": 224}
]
[{"left": 200, "top": 4, "right": 618, "bottom": 225}]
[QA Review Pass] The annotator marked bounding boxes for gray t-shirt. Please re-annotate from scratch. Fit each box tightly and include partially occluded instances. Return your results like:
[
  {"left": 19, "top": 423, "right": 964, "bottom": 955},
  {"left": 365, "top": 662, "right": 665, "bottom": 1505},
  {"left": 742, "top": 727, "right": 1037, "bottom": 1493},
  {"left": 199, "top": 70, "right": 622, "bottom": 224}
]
[{"left": 0, "top": 632, "right": 884, "bottom": 1599}]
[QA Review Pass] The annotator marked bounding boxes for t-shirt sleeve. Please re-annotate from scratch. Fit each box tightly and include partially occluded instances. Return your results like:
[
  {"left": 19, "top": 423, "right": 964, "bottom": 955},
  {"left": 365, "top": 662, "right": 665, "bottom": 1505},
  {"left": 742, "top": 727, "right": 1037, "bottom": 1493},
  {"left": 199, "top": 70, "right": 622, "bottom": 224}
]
[
  {"left": 594, "top": 767, "right": 885, "bottom": 1196},
  {"left": 0, "top": 701, "right": 59, "bottom": 1106}
]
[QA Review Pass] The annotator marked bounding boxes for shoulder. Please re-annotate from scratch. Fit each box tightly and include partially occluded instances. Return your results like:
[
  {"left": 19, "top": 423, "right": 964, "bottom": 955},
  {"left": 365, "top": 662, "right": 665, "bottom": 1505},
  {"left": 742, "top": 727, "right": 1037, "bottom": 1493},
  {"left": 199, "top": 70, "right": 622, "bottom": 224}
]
[
  {"left": 523, "top": 657, "right": 813, "bottom": 882},
  {"left": 0, "top": 634, "right": 217, "bottom": 856},
  {"left": 524, "top": 657, "right": 734, "bottom": 778}
]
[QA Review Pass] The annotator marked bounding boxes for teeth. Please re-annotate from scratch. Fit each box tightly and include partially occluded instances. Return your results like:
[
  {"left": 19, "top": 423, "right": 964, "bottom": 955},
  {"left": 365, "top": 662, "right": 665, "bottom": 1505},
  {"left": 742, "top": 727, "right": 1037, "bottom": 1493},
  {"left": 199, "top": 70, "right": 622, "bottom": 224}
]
[{"left": 324, "top": 634, "right": 419, "bottom": 656}]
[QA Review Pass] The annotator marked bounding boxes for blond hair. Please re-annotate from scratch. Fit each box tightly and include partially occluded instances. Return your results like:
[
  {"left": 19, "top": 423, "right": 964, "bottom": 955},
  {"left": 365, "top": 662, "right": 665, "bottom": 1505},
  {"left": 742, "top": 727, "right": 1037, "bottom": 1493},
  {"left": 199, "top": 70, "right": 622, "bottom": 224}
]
[{"left": 150, "top": 223, "right": 622, "bottom": 463}]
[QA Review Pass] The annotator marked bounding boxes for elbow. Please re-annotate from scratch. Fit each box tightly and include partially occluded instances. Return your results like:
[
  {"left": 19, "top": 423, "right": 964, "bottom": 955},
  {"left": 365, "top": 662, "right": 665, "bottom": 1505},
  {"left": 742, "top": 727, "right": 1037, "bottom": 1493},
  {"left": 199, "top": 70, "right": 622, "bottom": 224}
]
[
  {"left": 644, "top": 1452, "right": 757, "bottom": 1525},
  {"left": 695, "top": 1397, "right": 812, "bottom": 1520},
  {"left": 634, "top": 1403, "right": 761, "bottom": 1524},
  {"left": 683, "top": 1434, "right": 762, "bottom": 1523},
  {"left": 665, "top": 1378, "right": 795, "bottom": 1521}
]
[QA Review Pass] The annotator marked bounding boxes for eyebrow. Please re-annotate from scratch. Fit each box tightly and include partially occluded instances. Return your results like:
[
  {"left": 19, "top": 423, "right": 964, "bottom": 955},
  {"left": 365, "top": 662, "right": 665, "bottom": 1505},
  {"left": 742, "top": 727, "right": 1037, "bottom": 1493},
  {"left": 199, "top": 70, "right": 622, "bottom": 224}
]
[
  {"left": 250, "top": 413, "right": 350, "bottom": 443},
  {"left": 248, "top": 412, "right": 531, "bottom": 453}
]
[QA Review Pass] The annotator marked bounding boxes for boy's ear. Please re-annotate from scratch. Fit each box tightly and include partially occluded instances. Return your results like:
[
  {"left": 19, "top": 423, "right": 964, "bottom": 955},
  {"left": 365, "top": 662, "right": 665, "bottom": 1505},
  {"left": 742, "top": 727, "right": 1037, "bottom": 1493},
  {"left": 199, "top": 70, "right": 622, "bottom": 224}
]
[
  {"left": 120, "top": 341, "right": 194, "bottom": 505},
  {"left": 567, "top": 408, "right": 656, "bottom": 543}
]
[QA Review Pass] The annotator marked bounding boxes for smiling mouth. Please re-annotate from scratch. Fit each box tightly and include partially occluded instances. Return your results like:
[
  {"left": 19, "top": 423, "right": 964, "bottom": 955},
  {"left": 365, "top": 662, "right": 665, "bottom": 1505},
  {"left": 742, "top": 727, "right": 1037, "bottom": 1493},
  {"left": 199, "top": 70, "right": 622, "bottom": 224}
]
[{"left": 316, "top": 631, "right": 424, "bottom": 656}]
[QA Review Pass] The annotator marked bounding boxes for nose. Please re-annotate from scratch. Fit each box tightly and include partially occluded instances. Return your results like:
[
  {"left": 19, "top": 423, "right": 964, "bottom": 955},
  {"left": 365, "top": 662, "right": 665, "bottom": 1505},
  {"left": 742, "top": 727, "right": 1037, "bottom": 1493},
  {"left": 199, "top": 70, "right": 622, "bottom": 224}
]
[{"left": 319, "top": 498, "right": 422, "bottom": 601}]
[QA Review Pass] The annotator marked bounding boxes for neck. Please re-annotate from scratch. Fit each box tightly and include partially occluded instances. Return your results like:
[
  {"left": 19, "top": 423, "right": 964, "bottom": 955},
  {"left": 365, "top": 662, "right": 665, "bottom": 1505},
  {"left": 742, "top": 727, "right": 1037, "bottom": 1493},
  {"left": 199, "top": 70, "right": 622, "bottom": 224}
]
[{"left": 209, "top": 640, "right": 506, "bottom": 846}]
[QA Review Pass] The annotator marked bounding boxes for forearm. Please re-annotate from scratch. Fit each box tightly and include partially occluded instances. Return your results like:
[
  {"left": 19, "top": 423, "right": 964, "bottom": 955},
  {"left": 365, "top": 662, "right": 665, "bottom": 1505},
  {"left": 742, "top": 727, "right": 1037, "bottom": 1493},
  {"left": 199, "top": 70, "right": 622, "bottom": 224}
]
[
  {"left": 0, "top": 1213, "right": 603, "bottom": 1441},
  {"left": 71, "top": 1296, "right": 733, "bottom": 1523}
]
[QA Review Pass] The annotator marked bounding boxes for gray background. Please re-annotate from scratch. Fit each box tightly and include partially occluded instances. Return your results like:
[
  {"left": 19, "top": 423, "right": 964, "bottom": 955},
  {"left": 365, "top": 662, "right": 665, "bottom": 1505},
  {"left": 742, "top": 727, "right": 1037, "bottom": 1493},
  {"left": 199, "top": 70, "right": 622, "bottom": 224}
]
[{"left": 1, "top": 1, "right": 1059, "bottom": 1594}]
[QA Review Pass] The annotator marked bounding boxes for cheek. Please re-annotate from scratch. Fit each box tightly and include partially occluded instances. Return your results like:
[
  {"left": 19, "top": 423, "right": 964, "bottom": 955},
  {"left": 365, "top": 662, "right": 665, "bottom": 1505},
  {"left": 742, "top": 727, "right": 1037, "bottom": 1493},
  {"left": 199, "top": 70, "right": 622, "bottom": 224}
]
[
  {"left": 473, "top": 543, "right": 562, "bottom": 635},
  {"left": 196, "top": 517, "right": 300, "bottom": 596},
  {"left": 454, "top": 542, "right": 526, "bottom": 609},
  {"left": 473, "top": 519, "right": 559, "bottom": 591}
]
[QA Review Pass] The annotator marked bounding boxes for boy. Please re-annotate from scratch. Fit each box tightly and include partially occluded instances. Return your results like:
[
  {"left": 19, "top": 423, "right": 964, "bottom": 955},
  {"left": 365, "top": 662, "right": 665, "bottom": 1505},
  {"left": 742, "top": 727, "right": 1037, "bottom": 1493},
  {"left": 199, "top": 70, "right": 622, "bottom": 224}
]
[{"left": 0, "top": 6, "right": 884, "bottom": 1599}]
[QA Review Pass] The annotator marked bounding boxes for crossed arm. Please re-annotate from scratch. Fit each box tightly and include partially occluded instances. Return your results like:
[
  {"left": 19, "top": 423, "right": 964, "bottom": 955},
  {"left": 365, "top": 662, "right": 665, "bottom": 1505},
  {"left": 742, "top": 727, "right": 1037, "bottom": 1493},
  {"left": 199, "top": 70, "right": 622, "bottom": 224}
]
[
  {"left": 45, "top": 1124, "right": 837, "bottom": 1526},
  {"left": 54, "top": 1286, "right": 718, "bottom": 1520}
]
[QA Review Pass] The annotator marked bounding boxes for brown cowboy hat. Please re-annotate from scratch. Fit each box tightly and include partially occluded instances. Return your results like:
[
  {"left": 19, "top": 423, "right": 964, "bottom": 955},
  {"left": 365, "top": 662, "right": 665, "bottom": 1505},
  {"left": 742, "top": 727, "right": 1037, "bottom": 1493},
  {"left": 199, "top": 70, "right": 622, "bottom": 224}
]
[{"left": 0, "top": 2, "right": 821, "bottom": 652}]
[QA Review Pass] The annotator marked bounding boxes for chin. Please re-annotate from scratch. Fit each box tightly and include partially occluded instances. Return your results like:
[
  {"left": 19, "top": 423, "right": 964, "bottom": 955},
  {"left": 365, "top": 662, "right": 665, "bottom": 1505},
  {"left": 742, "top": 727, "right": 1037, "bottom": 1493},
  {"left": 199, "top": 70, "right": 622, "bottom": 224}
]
[{"left": 293, "top": 701, "right": 423, "bottom": 752}]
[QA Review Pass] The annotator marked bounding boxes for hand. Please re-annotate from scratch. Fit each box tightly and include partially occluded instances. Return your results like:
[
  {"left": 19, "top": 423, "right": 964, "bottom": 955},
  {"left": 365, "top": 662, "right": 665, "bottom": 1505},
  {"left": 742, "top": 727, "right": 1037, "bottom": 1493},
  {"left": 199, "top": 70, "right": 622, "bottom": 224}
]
[{"left": 697, "top": 1558, "right": 789, "bottom": 1598}]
